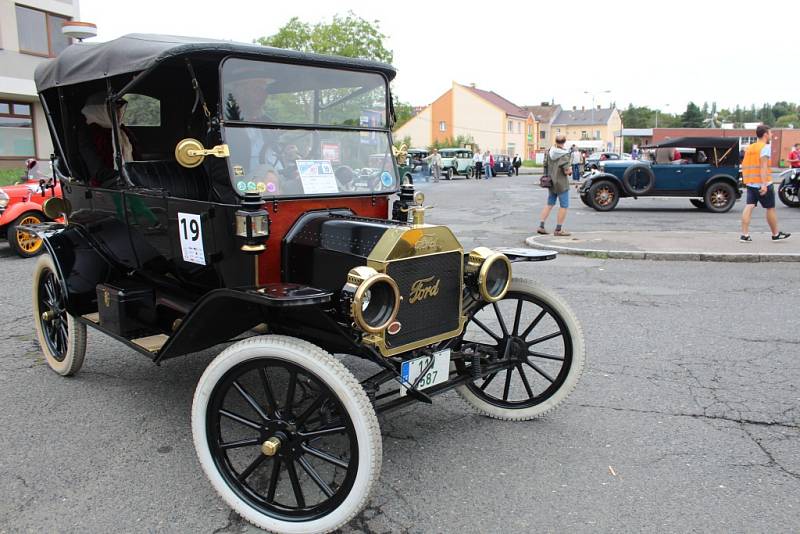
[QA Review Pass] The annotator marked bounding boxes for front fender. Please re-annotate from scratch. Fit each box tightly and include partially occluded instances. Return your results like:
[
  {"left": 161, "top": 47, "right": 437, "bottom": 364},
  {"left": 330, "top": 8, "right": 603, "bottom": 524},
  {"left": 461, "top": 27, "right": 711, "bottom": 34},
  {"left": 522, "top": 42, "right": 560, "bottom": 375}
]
[
  {"left": 38, "top": 225, "right": 113, "bottom": 316},
  {"left": 0, "top": 201, "right": 44, "bottom": 226},
  {"left": 579, "top": 172, "right": 620, "bottom": 194}
]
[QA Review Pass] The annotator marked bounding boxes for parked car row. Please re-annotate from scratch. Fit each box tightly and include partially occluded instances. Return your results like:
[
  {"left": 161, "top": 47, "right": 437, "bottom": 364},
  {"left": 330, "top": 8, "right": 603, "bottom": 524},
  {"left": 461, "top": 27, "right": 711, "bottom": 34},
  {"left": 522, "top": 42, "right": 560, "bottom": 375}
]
[{"left": 405, "top": 147, "right": 516, "bottom": 180}]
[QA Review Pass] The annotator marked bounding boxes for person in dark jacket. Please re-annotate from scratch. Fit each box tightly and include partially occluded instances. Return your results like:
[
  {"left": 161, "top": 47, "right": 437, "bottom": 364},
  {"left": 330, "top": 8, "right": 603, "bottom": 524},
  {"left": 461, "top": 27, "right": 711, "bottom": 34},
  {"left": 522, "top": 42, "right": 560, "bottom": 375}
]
[{"left": 512, "top": 154, "right": 522, "bottom": 176}]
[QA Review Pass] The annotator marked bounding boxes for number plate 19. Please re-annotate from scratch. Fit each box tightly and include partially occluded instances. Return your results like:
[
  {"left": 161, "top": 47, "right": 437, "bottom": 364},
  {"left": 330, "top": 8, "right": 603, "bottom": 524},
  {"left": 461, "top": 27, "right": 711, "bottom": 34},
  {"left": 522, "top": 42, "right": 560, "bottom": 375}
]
[
  {"left": 177, "top": 212, "right": 206, "bottom": 265},
  {"left": 399, "top": 349, "right": 450, "bottom": 397}
]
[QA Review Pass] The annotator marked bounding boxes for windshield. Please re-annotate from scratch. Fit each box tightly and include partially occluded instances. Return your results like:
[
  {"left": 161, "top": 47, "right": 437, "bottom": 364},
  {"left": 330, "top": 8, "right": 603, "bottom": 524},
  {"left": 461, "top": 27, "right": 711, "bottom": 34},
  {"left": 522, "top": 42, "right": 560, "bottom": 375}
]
[
  {"left": 224, "top": 127, "right": 397, "bottom": 197},
  {"left": 221, "top": 58, "right": 387, "bottom": 127},
  {"left": 220, "top": 58, "right": 394, "bottom": 197}
]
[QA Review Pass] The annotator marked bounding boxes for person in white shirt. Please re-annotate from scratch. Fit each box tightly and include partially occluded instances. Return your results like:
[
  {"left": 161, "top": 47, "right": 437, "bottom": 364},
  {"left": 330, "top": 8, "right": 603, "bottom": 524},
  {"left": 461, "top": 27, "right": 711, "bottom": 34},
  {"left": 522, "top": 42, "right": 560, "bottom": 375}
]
[
  {"left": 570, "top": 145, "right": 583, "bottom": 182},
  {"left": 472, "top": 151, "right": 483, "bottom": 180}
]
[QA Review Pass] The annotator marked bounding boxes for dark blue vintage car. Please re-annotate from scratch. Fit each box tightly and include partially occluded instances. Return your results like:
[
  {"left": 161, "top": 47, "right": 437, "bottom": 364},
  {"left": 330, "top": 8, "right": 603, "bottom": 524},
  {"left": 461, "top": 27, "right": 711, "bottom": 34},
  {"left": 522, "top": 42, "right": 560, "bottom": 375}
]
[{"left": 579, "top": 137, "right": 741, "bottom": 213}]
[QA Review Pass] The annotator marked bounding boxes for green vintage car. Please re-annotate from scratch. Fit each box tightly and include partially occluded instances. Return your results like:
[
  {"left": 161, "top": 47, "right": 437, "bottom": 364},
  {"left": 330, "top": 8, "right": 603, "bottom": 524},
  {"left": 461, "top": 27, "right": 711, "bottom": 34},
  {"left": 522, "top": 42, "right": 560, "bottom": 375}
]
[{"left": 439, "top": 148, "right": 474, "bottom": 179}]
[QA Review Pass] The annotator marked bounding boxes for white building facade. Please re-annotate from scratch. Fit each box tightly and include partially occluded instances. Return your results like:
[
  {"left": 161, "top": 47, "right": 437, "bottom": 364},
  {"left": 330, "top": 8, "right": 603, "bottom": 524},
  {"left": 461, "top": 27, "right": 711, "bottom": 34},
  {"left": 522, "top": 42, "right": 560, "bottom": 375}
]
[{"left": 0, "top": 0, "right": 79, "bottom": 167}]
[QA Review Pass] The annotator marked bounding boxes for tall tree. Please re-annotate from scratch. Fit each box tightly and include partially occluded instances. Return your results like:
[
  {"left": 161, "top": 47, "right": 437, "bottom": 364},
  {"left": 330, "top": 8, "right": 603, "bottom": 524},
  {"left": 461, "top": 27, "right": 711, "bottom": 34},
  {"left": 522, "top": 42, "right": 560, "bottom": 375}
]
[
  {"left": 681, "top": 102, "right": 704, "bottom": 127},
  {"left": 257, "top": 11, "right": 393, "bottom": 63}
]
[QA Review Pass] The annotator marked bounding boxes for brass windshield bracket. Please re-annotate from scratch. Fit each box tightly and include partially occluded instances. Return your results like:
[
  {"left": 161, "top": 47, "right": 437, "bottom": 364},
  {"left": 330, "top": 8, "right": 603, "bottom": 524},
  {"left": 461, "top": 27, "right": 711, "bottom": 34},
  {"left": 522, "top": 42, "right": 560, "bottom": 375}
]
[{"left": 175, "top": 138, "right": 229, "bottom": 168}]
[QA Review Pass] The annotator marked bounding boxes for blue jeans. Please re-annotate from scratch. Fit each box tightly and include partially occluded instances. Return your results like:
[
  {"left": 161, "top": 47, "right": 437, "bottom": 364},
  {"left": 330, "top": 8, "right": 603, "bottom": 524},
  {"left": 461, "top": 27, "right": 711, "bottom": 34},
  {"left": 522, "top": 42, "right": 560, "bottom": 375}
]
[
  {"left": 572, "top": 164, "right": 582, "bottom": 181},
  {"left": 547, "top": 189, "right": 570, "bottom": 208},
  {"left": 485, "top": 163, "right": 492, "bottom": 178}
]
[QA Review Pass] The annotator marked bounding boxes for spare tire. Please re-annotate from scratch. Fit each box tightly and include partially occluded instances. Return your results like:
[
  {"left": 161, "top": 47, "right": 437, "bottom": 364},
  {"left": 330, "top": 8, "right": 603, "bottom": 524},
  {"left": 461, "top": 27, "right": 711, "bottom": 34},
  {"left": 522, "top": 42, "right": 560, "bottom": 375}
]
[{"left": 622, "top": 164, "right": 655, "bottom": 195}]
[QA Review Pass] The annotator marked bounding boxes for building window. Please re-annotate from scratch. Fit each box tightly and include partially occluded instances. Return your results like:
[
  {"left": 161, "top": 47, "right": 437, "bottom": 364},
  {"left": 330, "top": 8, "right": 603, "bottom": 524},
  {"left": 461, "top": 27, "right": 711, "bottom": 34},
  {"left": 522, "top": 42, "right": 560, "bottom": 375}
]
[
  {"left": 15, "top": 5, "right": 71, "bottom": 57},
  {"left": 439, "top": 121, "right": 446, "bottom": 132},
  {"left": 556, "top": 128, "right": 561, "bottom": 133},
  {"left": 0, "top": 100, "right": 35, "bottom": 158},
  {"left": 508, "top": 120, "right": 513, "bottom": 133},
  {"left": 540, "top": 130, "right": 546, "bottom": 140},
  {"left": 595, "top": 130, "right": 601, "bottom": 140},
  {"left": 517, "top": 122, "right": 522, "bottom": 133},
  {"left": 581, "top": 130, "right": 588, "bottom": 140}
]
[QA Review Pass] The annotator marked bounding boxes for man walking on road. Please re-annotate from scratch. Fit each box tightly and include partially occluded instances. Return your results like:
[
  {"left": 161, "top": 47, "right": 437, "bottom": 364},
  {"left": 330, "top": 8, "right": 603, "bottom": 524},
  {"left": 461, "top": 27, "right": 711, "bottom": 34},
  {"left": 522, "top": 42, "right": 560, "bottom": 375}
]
[
  {"left": 740, "top": 125, "right": 790, "bottom": 242},
  {"left": 512, "top": 154, "right": 522, "bottom": 176},
  {"left": 570, "top": 145, "right": 583, "bottom": 182},
  {"left": 473, "top": 150, "right": 483, "bottom": 179},
  {"left": 538, "top": 135, "right": 573, "bottom": 236},
  {"left": 425, "top": 148, "right": 443, "bottom": 183}
]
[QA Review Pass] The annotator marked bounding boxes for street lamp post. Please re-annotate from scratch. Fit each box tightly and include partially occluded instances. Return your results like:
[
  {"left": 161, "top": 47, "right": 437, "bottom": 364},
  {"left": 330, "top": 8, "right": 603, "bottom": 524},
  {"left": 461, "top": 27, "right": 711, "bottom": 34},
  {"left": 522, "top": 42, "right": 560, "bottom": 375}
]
[{"left": 584, "top": 89, "right": 610, "bottom": 142}]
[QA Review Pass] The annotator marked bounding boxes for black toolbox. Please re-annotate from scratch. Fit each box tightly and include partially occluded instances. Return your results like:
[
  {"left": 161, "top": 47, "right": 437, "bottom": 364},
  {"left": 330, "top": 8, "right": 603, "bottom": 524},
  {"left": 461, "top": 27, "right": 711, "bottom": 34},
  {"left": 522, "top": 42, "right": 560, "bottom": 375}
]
[{"left": 96, "top": 282, "right": 156, "bottom": 338}]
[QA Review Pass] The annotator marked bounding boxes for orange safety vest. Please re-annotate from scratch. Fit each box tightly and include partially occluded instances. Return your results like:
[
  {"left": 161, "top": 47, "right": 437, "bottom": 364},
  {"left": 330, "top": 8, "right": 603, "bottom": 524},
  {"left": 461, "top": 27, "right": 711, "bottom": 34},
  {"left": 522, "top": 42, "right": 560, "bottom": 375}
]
[{"left": 741, "top": 141, "right": 768, "bottom": 185}]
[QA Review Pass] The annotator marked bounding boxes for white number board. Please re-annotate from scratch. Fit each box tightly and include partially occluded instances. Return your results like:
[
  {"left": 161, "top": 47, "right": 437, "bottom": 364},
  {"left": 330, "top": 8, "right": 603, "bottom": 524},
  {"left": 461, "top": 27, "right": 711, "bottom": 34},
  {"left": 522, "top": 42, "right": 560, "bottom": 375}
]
[{"left": 177, "top": 212, "right": 206, "bottom": 265}]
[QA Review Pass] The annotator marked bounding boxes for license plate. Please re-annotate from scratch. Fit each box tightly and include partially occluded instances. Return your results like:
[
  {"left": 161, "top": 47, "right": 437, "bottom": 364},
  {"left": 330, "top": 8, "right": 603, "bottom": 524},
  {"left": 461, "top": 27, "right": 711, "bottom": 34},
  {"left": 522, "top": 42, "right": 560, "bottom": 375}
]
[{"left": 400, "top": 349, "right": 450, "bottom": 396}]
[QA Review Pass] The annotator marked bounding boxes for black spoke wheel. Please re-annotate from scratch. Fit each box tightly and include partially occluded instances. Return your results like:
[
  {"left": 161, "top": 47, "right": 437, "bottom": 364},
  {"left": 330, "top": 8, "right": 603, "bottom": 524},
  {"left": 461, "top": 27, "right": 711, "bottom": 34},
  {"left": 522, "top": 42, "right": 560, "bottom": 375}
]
[
  {"left": 32, "top": 254, "right": 86, "bottom": 376},
  {"left": 193, "top": 336, "right": 381, "bottom": 532},
  {"left": 704, "top": 181, "right": 736, "bottom": 213},
  {"left": 452, "top": 278, "right": 585, "bottom": 420},
  {"left": 778, "top": 182, "right": 800, "bottom": 207},
  {"left": 588, "top": 180, "right": 620, "bottom": 211}
]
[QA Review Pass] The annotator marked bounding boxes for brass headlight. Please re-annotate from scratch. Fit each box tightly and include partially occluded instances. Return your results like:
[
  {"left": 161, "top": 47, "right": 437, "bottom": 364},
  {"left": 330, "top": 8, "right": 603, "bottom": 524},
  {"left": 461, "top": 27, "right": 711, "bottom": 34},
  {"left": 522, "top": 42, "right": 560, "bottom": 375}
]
[
  {"left": 342, "top": 266, "right": 400, "bottom": 333},
  {"left": 466, "top": 247, "right": 512, "bottom": 302}
]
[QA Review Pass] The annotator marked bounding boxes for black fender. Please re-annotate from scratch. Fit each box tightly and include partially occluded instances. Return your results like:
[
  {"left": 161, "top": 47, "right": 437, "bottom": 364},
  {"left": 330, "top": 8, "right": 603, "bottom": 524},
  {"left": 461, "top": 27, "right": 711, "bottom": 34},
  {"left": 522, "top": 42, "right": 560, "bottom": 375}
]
[
  {"left": 579, "top": 172, "right": 623, "bottom": 196},
  {"left": 32, "top": 223, "right": 113, "bottom": 316},
  {"left": 703, "top": 174, "right": 741, "bottom": 198},
  {"left": 156, "top": 284, "right": 333, "bottom": 361}
]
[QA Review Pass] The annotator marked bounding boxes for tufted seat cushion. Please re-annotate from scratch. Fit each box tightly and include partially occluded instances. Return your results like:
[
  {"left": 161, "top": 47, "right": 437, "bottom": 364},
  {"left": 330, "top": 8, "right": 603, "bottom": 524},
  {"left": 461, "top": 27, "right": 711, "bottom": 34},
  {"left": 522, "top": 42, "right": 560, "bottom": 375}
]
[{"left": 124, "top": 160, "right": 209, "bottom": 200}]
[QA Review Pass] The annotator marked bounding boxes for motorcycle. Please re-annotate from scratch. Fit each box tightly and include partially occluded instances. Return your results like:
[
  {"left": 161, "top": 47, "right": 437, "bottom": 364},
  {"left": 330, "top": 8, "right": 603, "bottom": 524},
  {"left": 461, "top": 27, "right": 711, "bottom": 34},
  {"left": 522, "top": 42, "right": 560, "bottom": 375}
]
[{"left": 778, "top": 168, "right": 800, "bottom": 208}]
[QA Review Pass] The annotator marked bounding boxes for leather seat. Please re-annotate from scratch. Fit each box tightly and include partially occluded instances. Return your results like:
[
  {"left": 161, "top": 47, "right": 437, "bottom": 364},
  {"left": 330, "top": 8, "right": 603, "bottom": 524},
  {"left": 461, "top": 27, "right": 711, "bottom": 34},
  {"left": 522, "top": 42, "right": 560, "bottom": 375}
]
[{"left": 124, "top": 160, "right": 209, "bottom": 200}]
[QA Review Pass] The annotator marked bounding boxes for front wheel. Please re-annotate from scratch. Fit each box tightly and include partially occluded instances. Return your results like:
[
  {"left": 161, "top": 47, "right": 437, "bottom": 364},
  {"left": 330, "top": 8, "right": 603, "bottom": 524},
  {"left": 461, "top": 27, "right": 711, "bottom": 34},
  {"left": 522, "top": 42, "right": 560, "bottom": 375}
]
[
  {"left": 7, "top": 212, "right": 45, "bottom": 257},
  {"left": 32, "top": 254, "right": 87, "bottom": 376},
  {"left": 778, "top": 181, "right": 800, "bottom": 207},
  {"left": 453, "top": 278, "right": 585, "bottom": 421},
  {"left": 587, "top": 180, "right": 620, "bottom": 211},
  {"left": 192, "top": 336, "right": 381, "bottom": 534},
  {"left": 704, "top": 181, "right": 736, "bottom": 213}
]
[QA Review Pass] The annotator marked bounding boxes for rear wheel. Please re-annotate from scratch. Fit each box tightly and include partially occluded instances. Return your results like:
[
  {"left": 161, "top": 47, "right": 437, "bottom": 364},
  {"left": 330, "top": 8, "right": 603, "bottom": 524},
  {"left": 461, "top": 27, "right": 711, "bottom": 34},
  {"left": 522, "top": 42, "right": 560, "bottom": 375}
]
[
  {"left": 690, "top": 199, "right": 707, "bottom": 209},
  {"left": 32, "top": 254, "right": 86, "bottom": 376},
  {"left": 704, "top": 181, "right": 736, "bottom": 213},
  {"left": 192, "top": 336, "right": 381, "bottom": 534},
  {"left": 7, "top": 212, "right": 45, "bottom": 258},
  {"left": 587, "top": 180, "right": 620, "bottom": 211},
  {"left": 778, "top": 181, "right": 800, "bottom": 207},
  {"left": 453, "top": 278, "right": 585, "bottom": 420}
]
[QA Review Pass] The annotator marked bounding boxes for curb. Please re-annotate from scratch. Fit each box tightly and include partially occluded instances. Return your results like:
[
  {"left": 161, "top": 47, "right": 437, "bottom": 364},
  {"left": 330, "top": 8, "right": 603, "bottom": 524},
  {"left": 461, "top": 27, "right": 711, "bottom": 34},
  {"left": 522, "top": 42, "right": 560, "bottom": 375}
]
[{"left": 525, "top": 235, "right": 800, "bottom": 263}]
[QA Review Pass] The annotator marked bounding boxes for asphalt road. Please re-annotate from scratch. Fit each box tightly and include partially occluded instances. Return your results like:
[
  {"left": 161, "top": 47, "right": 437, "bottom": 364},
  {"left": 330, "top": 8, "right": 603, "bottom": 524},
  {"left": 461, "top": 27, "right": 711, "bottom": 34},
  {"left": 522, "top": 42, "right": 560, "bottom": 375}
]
[{"left": 1, "top": 175, "right": 798, "bottom": 533}]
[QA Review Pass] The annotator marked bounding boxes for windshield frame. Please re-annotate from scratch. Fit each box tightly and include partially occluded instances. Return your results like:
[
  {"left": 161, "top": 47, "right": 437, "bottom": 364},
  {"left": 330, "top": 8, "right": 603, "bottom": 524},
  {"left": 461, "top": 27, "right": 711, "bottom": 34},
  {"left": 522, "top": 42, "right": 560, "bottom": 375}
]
[{"left": 217, "top": 55, "right": 398, "bottom": 200}]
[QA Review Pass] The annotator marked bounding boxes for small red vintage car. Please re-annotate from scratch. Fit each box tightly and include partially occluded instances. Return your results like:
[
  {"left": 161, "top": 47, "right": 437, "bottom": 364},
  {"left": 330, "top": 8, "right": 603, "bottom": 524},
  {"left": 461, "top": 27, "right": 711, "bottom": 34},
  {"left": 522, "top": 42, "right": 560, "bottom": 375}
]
[{"left": 0, "top": 160, "right": 62, "bottom": 257}]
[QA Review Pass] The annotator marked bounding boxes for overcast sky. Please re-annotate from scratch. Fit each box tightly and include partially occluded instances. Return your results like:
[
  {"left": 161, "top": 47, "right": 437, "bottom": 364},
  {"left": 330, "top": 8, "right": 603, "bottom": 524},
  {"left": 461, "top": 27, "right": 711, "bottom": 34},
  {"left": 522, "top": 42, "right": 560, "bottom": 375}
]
[{"left": 79, "top": 0, "right": 792, "bottom": 114}]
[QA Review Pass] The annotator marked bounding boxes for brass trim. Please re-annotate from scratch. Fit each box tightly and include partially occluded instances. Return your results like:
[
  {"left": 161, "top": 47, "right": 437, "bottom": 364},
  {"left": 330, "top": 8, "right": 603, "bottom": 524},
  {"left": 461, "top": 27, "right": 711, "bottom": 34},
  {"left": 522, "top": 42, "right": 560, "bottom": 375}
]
[
  {"left": 241, "top": 243, "right": 267, "bottom": 253},
  {"left": 42, "top": 197, "right": 72, "bottom": 219},
  {"left": 175, "top": 138, "right": 230, "bottom": 168},
  {"left": 348, "top": 267, "right": 400, "bottom": 334},
  {"left": 477, "top": 253, "right": 512, "bottom": 302},
  {"left": 466, "top": 247, "right": 512, "bottom": 302},
  {"left": 261, "top": 436, "right": 281, "bottom": 456},
  {"left": 363, "top": 225, "right": 465, "bottom": 357}
]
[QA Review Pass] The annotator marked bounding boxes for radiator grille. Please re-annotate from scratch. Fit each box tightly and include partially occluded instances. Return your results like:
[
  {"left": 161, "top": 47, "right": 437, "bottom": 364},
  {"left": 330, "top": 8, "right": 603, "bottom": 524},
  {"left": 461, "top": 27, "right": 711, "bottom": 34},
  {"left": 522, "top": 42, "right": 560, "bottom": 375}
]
[{"left": 384, "top": 251, "right": 462, "bottom": 348}]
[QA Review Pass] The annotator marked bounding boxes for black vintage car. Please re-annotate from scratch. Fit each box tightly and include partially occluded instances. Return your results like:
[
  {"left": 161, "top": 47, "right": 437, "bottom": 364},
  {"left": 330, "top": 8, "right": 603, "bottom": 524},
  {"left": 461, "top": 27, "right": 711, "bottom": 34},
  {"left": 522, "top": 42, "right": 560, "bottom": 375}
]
[
  {"left": 26, "top": 34, "right": 585, "bottom": 533},
  {"left": 492, "top": 154, "right": 514, "bottom": 176}
]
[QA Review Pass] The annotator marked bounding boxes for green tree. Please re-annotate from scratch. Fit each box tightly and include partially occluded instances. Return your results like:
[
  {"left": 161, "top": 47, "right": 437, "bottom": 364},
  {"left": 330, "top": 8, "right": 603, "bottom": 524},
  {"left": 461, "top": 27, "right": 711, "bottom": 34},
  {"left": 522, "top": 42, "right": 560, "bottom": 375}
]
[
  {"left": 393, "top": 97, "right": 414, "bottom": 129},
  {"left": 430, "top": 135, "right": 477, "bottom": 152},
  {"left": 775, "top": 114, "right": 799, "bottom": 128},
  {"left": 681, "top": 102, "right": 704, "bottom": 127},
  {"left": 257, "top": 12, "right": 393, "bottom": 63}
]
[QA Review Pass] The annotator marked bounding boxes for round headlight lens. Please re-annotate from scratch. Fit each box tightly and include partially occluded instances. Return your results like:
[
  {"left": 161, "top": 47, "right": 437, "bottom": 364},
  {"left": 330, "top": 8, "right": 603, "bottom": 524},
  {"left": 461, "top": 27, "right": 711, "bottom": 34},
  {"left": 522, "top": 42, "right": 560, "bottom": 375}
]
[
  {"left": 478, "top": 253, "right": 512, "bottom": 302},
  {"left": 344, "top": 267, "right": 401, "bottom": 334},
  {"left": 0, "top": 190, "right": 8, "bottom": 209}
]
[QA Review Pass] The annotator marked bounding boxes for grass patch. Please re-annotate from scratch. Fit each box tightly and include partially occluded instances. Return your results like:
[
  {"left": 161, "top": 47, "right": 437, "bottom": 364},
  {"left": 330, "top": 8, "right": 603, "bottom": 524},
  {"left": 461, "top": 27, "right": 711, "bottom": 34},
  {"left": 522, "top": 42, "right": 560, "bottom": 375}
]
[
  {"left": 521, "top": 160, "right": 543, "bottom": 168},
  {"left": 0, "top": 168, "right": 23, "bottom": 186}
]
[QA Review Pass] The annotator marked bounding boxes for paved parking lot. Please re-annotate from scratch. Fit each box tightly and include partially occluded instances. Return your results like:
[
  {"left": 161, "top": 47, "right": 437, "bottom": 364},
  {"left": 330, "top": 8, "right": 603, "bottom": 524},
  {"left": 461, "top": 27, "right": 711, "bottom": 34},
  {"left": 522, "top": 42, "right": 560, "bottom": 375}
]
[{"left": 1, "top": 175, "right": 798, "bottom": 533}]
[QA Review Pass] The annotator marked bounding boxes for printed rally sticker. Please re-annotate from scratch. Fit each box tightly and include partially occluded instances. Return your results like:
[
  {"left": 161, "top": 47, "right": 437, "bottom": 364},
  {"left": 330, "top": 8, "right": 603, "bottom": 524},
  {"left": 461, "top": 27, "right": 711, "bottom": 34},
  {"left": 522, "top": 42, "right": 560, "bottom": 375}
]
[
  {"left": 296, "top": 160, "right": 339, "bottom": 194},
  {"left": 177, "top": 212, "right": 206, "bottom": 265}
]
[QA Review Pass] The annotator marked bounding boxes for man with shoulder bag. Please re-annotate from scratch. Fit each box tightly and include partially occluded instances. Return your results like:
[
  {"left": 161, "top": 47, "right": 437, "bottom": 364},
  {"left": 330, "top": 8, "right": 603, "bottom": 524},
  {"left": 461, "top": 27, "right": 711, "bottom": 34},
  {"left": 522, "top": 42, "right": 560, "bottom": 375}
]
[{"left": 537, "top": 135, "right": 573, "bottom": 236}]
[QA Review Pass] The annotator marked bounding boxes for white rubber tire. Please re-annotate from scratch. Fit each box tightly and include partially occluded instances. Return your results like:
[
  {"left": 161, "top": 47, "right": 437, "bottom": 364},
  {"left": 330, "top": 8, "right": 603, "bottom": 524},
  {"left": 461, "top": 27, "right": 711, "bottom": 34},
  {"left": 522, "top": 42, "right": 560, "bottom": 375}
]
[
  {"left": 456, "top": 278, "right": 585, "bottom": 421},
  {"left": 32, "top": 254, "right": 87, "bottom": 376},
  {"left": 192, "top": 335, "right": 382, "bottom": 534}
]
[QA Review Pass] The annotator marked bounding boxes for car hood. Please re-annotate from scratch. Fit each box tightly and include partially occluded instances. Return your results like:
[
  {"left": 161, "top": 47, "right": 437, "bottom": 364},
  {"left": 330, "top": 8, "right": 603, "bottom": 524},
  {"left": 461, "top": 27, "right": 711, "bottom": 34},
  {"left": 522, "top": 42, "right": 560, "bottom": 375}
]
[{"left": 0, "top": 181, "right": 41, "bottom": 199}]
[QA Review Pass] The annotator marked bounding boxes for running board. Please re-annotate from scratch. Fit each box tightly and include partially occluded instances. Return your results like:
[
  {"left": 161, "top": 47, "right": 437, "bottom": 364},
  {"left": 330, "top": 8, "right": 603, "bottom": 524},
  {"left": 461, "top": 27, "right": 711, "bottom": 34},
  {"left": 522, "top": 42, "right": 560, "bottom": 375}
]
[{"left": 77, "top": 313, "right": 165, "bottom": 361}]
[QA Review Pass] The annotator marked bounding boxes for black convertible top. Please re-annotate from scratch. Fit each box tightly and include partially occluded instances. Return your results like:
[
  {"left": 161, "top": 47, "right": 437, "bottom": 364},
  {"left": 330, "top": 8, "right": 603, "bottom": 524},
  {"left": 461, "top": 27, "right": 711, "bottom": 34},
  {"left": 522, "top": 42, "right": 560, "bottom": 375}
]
[
  {"left": 642, "top": 137, "right": 739, "bottom": 150},
  {"left": 34, "top": 33, "right": 397, "bottom": 91}
]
